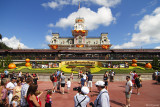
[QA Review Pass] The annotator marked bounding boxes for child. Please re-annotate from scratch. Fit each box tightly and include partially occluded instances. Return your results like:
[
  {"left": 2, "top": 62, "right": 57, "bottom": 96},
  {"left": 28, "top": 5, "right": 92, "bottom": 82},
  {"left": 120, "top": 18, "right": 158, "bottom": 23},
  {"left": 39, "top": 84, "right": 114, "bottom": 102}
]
[
  {"left": 67, "top": 78, "right": 71, "bottom": 93},
  {"left": 70, "top": 72, "right": 73, "bottom": 83},
  {"left": 11, "top": 95, "right": 19, "bottom": 107},
  {"left": 45, "top": 90, "right": 52, "bottom": 107}
]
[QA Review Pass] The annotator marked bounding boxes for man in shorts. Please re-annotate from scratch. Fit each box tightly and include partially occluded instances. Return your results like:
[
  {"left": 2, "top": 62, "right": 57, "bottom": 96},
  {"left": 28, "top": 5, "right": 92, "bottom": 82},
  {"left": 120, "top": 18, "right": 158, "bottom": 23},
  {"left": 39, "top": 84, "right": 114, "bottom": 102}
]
[
  {"left": 130, "top": 71, "right": 137, "bottom": 88},
  {"left": 52, "top": 73, "right": 57, "bottom": 93},
  {"left": 50, "top": 72, "right": 57, "bottom": 93},
  {"left": 60, "top": 73, "right": 66, "bottom": 94},
  {"left": 124, "top": 76, "right": 132, "bottom": 107},
  {"left": 87, "top": 72, "right": 93, "bottom": 92}
]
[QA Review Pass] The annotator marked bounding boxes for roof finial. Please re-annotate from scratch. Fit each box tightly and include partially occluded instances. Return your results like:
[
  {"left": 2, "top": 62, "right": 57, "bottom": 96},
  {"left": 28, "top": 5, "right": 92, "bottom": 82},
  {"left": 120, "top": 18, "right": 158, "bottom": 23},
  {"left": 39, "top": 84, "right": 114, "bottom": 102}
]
[{"left": 78, "top": 1, "right": 80, "bottom": 10}]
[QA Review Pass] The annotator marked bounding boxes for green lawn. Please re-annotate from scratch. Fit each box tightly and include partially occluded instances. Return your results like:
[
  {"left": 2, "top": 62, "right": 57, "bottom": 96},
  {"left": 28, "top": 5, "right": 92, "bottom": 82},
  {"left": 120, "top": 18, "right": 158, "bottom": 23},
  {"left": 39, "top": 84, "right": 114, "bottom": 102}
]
[
  {"left": 95, "top": 68, "right": 155, "bottom": 74},
  {"left": 0, "top": 65, "right": 155, "bottom": 74}
]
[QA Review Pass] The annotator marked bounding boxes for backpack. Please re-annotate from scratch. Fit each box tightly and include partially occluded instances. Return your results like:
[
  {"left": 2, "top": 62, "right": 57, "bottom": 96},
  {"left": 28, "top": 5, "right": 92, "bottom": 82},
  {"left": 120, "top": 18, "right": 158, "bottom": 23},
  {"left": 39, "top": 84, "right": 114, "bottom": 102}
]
[
  {"left": 50, "top": 74, "right": 54, "bottom": 81},
  {"left": 96, "top": 91, "right": 108, "bottom": 106},
  {"left": 133, "top": 73, "right": 138, "bottom": 79},
  {"left": 135, "top": 78, "right": 140, "bottom": 84}
]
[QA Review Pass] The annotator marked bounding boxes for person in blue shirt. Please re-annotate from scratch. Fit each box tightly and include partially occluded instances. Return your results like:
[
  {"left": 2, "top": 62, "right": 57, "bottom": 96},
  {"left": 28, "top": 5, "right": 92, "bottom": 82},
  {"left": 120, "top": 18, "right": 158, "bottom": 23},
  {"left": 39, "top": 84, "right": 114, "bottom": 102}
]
[
  {"left": 80, "top": 76, "right": 86, "bottom": 87},
  {"left": 4, "top": 69, "right": 9, "bottom": 78},
  {"left": 56, "top": 70, "right": 61, "bottom": 76}
]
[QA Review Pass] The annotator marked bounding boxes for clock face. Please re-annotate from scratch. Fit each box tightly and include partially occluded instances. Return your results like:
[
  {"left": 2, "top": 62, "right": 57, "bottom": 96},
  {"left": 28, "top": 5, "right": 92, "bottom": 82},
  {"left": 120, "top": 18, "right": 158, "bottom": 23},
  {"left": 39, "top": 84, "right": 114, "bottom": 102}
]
[
  {"left": 78, "top": 24, "right": 84, "bottom": 30},
  {"left": 74, "top": 23, "right": 85, "bottom": 30}
]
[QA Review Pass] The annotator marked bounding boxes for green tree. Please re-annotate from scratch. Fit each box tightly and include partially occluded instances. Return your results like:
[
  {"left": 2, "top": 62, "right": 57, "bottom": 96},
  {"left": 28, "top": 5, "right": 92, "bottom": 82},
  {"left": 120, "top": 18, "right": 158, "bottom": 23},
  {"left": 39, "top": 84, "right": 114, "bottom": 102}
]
[
  {"left": 0, "top": 59, "right": 3, "bottom": 68},
  {"left": 152, "top": 57, "right": 159, "bottom": 70},
  {"left": 0, "top": 33, "right": 12, "bottom": 49},
  {"left": 4, "top": 55, "right": 12, "bottom": 68},
  {"left": 0, "top": 42, "right": 12, "bottom": 49},
  {"left": 0, "top": 34, "right": 2, "bottom": 40}
]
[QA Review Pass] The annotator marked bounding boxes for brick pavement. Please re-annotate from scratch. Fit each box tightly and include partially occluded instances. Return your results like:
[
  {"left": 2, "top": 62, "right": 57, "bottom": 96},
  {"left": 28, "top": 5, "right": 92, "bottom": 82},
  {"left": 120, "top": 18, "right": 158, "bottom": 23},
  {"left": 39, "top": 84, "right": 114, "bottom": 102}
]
[{"left": 37, "top": 80, "right": 160, "bottom": 107}]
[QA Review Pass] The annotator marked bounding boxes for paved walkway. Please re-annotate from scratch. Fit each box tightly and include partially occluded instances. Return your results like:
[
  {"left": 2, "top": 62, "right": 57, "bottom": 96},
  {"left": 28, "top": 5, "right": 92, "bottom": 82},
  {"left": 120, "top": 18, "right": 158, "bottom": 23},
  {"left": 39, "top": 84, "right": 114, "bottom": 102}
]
[{"left": 37, "top": 80, "right": 160, "bottom": 107}]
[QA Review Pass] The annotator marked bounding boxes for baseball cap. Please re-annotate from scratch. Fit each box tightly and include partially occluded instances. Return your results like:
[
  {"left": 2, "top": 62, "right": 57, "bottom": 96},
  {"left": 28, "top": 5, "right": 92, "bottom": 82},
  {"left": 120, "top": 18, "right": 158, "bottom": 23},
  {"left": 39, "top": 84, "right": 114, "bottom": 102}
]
[
  {"left": 81, "top": 86, "right": 89, "bottom": 95},
  {"left": 95, "top": 81, "right": 105, "bottom": 87},
  {"left": 11, "top": 77, "right": 17, "bottom": 80}
]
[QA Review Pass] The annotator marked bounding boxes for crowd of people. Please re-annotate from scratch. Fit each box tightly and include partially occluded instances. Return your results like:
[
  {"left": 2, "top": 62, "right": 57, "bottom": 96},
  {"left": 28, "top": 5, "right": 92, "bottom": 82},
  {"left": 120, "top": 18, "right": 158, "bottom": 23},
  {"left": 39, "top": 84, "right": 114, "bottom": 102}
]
[
  {"left": 0, "top": 70, "right": 40, "bottom": 107},
  {"left": 0, "top": 69, "right": 157, "bottom": 107}
]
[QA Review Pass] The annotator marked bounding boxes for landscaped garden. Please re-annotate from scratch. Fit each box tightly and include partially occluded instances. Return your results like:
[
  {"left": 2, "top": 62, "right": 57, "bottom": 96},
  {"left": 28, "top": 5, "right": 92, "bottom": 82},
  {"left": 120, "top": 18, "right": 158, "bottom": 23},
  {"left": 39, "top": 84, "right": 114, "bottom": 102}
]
[{"left": 2, "top": 65, "right": 155, "bottom": 74}]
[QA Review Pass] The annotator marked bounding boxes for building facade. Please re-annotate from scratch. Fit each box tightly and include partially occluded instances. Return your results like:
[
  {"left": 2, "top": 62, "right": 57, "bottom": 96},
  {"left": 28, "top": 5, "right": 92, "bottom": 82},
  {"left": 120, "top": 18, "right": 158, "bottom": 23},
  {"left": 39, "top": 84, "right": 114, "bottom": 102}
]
[{"left": 49, "top": 17, "right": 111, "bottom": 50}]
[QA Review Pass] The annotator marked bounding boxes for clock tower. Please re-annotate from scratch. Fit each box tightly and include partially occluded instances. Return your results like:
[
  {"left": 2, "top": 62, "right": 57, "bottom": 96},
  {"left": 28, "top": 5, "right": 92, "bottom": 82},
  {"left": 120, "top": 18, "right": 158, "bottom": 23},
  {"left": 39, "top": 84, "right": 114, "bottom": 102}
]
[{"left": 72, "top": 17, "right": 88, "bottom": 44}]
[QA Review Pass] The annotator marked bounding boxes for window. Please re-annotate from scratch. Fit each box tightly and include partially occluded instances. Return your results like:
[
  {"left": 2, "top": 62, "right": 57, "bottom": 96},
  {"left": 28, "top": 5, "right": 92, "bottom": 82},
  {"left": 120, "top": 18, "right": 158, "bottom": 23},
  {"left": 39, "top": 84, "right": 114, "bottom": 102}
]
[
  {"left": 54, "top": 39, "right": 56, "bottom": 44},
  {"left": 79, "top": 36, "right": 82, "bottom": 43}
]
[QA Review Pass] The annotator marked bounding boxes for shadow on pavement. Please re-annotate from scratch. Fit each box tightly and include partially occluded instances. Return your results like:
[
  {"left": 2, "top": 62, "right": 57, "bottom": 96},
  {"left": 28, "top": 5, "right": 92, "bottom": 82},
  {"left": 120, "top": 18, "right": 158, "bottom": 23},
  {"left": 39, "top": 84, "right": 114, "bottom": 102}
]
[{"left": 110, "top": 100, "right": 124, "bottom": 106}]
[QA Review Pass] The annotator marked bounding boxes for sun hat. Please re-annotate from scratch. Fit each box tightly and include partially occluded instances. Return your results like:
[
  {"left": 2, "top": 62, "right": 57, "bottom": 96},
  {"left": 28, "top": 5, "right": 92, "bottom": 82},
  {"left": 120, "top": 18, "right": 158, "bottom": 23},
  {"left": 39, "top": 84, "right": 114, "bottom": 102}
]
[
  {"left": 95, "top": 81, "right": 105, "bottom": 86},
  {"left": 81, "top": 86, "right": 89, "bottom": 94}
]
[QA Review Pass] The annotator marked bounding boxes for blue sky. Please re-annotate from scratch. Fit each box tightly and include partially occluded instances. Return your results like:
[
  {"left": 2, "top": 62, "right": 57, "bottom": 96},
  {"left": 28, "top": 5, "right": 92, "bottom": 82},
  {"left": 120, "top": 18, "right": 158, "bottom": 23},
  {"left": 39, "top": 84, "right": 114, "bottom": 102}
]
[{"left": 0, "top": 0, "right": 160, "bottom": 49}]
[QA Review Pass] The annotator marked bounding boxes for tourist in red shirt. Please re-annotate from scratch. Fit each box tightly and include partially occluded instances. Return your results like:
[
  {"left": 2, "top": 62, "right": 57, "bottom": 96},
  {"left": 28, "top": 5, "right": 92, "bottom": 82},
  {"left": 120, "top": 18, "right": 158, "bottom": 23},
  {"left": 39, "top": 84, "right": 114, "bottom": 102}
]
[{"left": 27, "top": 84, "right": 40, "bottom": 107}]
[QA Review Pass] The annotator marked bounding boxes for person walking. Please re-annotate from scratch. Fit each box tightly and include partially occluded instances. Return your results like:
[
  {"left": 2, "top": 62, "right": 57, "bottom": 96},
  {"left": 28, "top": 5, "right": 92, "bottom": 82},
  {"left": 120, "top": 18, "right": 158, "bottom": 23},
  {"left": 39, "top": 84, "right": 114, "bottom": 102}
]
[
  {"left": 60, "top": 73, "right": 66, "bottom": 94},
  {"left": 67, "top": 78, "right": 71, "bottom": 93},
  {"left": 74, "top": 86, "right": 90, "bottom": 107},
  {"left": 87, "top": 71, "right": 93, "bottom": 92},
  {"left": 103, "top": 71, "right": 109, "bottom": 91},
  {"left": 93, "top": 81, "right": 110, "bottom": 107},
  {"left": 57, "top": 73, "right": 61, "bottom": 92},
  {"left": 129, "top": 71, "right": 137, "bottom": 88},
  {"left": 80, "top": 76, "right": 86, "bottom": 87},
  {"left": 155, "top": 70, "right": 159, "bottom": 84},
  {"left": 124, "top": 76, "right": 132, "bottom": 107},
  {"left": 135, "top": 75, "right": 142, "bottom": 95},
  {"left": 70, "top": 72, "right": 74, "bottom": 83},
  {"left": 50, "top": 72, "right": 57, "bottom": 93},
  {"left": 110, "top": 70, "right": 115, "bottom": 82}
]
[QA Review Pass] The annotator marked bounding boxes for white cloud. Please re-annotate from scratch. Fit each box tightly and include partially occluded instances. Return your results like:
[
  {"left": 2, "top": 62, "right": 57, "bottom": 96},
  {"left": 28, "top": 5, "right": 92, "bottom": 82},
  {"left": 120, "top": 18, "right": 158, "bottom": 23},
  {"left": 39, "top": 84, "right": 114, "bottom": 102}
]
[
  {"left": 127, "top": 33, "right": 131, "bottom": 36},
  {"left": 113, "top": 7, "right": 160, "bottom": 49},
  {"left": 42, "top": 1, "right": 58, "bottom": 9},
  {"left": 115, "top": 12, "right": 121, "bottom": 18},
  {"left": 155, "top": 46, "right": 160, "bottom": 49},
  {"left": 48, "top": 23, "right": 54, "bottom": 27},
  {"left": 45, "top": 35, "right": 52, "bottom": 43},
  {"left": 90, "top": 0, "right": 121, "bottom": 7},
  {"left": 2, "top": 36, "right": 29, "bottom": 49},
  {"left": 132, "top": 8, "right": 146, "bottom": 16},
  {"left": 47, "top": 29, "right": 53, "bottom": 34},
  {"left": 55, "top": 7, "right": 115, "bottom": 30},
  {"left": 42, "top": 0, "right": 121, "bottom": 9},
  {"left": 132, "top": 0, "right": 157, "bottom": 16}
]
